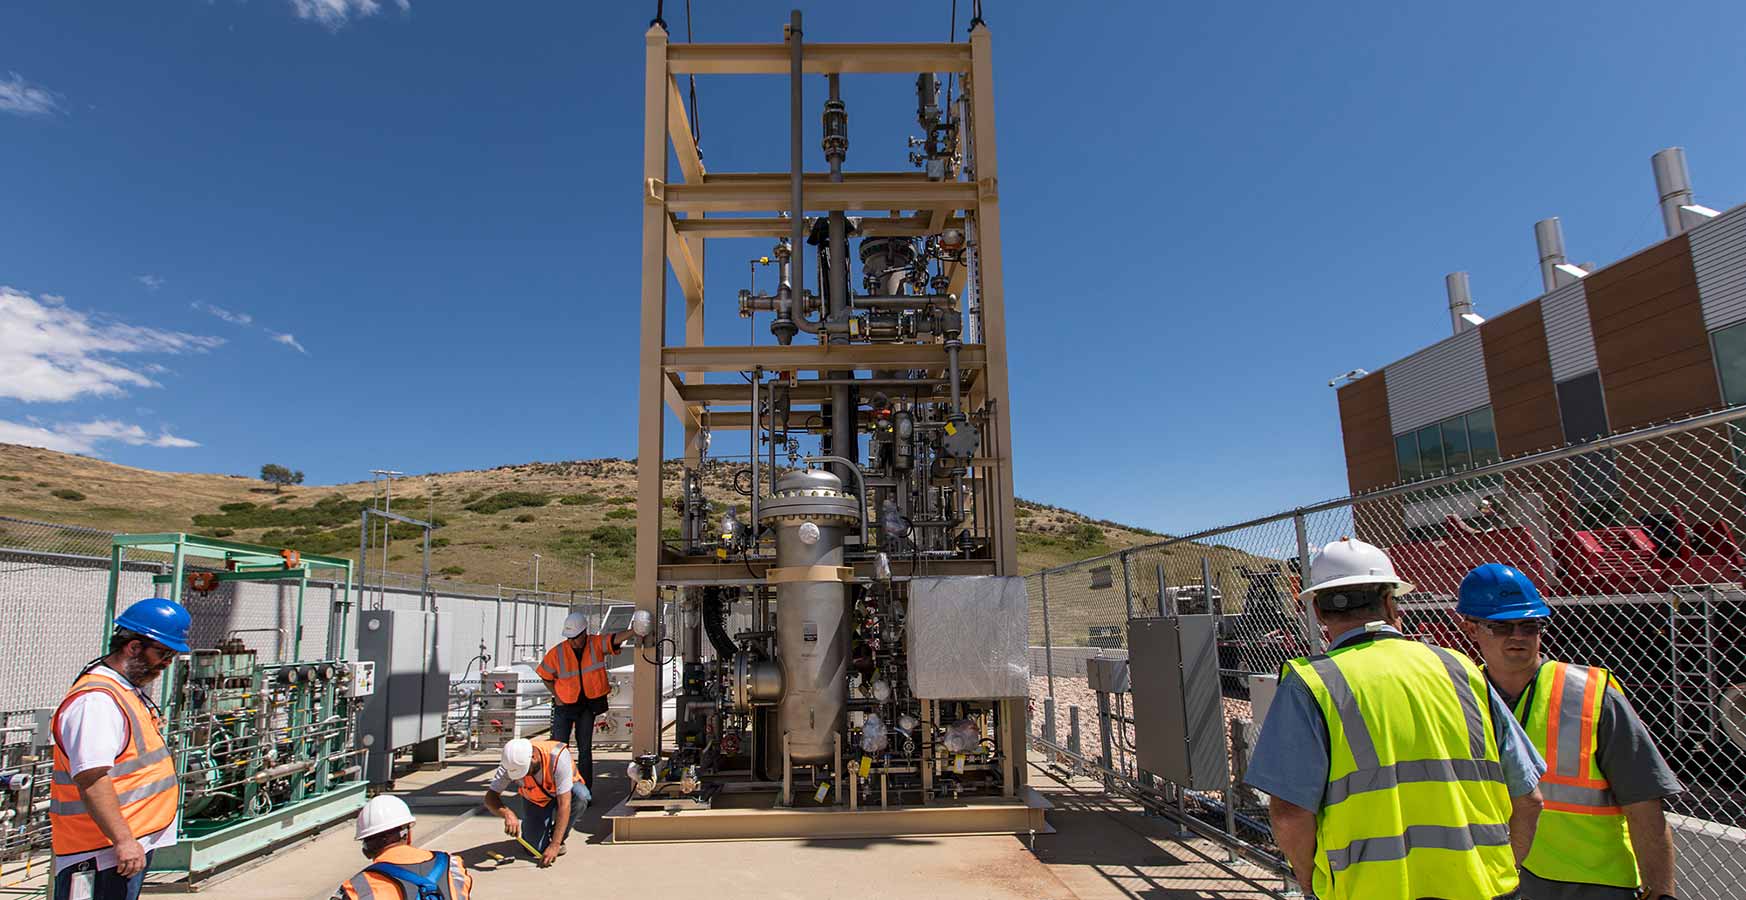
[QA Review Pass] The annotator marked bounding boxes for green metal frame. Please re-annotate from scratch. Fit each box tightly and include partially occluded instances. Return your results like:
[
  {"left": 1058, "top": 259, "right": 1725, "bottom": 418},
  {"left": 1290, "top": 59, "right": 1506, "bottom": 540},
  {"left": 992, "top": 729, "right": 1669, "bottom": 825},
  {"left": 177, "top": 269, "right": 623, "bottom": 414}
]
[
  {"left": 103, "top": 533, "right": 354, "bottom": 661},
  {"left": 102, "top": 533, "right": 363, "bottom": 882}
]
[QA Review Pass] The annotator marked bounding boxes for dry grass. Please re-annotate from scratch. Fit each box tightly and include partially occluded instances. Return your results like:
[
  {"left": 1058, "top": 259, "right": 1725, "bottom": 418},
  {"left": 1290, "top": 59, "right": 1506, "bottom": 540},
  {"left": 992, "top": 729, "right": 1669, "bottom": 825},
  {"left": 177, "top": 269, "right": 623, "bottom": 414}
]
[{"left": 0, "top": 445, "right": 1166, "bottom": 596}]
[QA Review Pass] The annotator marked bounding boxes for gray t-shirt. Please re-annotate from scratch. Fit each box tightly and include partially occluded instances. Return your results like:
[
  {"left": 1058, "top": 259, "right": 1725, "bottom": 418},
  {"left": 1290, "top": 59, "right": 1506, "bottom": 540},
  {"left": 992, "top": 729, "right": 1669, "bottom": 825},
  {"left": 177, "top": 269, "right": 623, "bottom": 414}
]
[
  {"left": 1498, "top": 665, "right": 1682, "bottom": 900},
  {"left": 1243, "top": 626, "right": 1545, "bottom": 812}
]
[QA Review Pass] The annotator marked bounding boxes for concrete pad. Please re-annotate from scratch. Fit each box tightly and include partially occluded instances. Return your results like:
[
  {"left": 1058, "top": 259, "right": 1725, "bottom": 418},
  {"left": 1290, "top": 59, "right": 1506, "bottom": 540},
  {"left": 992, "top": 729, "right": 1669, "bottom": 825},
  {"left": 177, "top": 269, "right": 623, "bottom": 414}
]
[{"left": 168, "top": 751, "right": 1288, "bottom": 900}]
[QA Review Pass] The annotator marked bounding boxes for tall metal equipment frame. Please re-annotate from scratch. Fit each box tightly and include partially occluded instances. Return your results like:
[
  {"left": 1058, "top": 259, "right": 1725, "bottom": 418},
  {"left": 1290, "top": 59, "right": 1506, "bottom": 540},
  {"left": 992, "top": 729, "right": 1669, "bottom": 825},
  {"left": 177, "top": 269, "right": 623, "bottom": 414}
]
[
  {"left": 102, "top": 533, "right": 366, "bottom": 880},
  {"left": 626, "top": 11, "right": 1036, "bottom": 840}
]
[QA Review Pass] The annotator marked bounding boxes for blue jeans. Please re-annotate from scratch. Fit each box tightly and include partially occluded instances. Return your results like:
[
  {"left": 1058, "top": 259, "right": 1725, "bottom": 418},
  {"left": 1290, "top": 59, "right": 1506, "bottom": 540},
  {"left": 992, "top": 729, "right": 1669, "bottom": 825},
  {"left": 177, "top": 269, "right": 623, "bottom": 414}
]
[
  {"left": 53, "top": 850, "right": 154, "bottom": 900},
  {"left": 519, "top": 796, "right": 558, "bottom": 852},
  {"left": 550, "top": 703, "right": 598, "bottom": 789}
]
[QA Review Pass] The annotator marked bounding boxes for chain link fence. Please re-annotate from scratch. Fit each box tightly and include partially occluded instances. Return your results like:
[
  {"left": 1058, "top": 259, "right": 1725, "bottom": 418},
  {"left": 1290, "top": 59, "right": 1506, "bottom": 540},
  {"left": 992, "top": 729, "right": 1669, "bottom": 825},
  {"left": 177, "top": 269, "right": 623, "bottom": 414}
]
[{"left": 1029, "top": 405, "right": 1746, "bottom": 898}]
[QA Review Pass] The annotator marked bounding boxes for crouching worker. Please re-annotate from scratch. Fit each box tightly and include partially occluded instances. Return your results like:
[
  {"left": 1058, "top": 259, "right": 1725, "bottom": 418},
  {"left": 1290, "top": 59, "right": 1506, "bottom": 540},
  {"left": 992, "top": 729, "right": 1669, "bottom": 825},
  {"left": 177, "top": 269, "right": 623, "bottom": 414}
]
[
  {"left": 335, "top": 795, "right": 472, "bottom": 900},
  {"left": 483, "top": 738, "right": 590, "bottom": 867}
]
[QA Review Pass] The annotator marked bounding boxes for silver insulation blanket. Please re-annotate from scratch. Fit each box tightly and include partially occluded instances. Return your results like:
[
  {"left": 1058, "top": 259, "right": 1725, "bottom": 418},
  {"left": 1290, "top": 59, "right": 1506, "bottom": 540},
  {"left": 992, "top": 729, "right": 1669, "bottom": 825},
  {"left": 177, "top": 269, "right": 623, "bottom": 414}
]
[{"left": 905, "top": 576, "right": 1030, "bottom": 699}]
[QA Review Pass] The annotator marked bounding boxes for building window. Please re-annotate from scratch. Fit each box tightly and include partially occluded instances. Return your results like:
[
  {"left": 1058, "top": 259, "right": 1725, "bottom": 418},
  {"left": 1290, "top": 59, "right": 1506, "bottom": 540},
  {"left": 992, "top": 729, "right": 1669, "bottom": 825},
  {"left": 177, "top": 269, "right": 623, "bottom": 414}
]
[
  {"left": 1439, "top": 413, "right": 1471, "bottom": 472},
  {"left": 1555, "top": 372, "right": 1609, "bottom": 444},
  {"left": 1714, "top": 321, "right": 1746, "bottom": 405},
  {"left": 1393, "top": 405, "right": 1497, "bottom": 483},
  {"left": 1466, "top": 407, "right": 1500, "bottom": 467}
]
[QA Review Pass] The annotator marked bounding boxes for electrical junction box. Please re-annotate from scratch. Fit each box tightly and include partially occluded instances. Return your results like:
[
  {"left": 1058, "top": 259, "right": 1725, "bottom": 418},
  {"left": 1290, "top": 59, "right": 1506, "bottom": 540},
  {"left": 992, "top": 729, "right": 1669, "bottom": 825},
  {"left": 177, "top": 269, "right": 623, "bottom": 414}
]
[
  {"left": 1085, "top": 656, "right": 1130, "bottom": 694},
  {"left": 1125, "top": 616, "right": 1228, "bottom": 791},
  {"left": 357, "top": 609, "right": 450, "bottom": 783},
  {"left": 352, "top": 660, "right": 376, "bottom": 697}
]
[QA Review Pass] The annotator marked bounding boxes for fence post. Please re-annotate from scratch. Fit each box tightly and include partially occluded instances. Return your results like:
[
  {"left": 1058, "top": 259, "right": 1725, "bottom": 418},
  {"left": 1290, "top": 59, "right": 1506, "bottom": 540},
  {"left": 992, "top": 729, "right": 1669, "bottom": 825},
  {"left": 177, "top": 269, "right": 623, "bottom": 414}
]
[
  {"left": 1040, "top": 571, "right": 1055, "bottom": 699},
  {"left": 1120, "top": 551, "right": 1133, "bottom": 621},
  {"left": 1295, "top": 512, "right": 1325, "bottom": 654}
]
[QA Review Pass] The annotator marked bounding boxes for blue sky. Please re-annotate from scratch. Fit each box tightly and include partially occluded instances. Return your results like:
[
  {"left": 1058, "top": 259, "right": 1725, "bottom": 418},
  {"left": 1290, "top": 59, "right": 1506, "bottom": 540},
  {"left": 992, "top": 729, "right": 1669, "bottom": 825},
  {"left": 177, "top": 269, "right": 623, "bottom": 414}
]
[{"left": 2, "top": 0, "right": 1744, "bottom": 535}]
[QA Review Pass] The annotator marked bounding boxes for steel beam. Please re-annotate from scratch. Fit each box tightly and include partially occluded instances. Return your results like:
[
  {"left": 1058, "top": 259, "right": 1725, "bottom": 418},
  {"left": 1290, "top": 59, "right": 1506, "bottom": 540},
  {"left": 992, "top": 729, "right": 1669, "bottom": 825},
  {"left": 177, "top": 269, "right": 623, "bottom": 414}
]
[
  {"left": 665, "top": 179, "right": 976, "bottom": 214},
  {"left": 632, "top": 23, "right": 669, "bottom": 759},
  {"left": 605, "top": 787, "right": 1050, "bottom": 842},
  {"left": 671, "top": 213, "right": 960, "bottom": 239},
  {"left": 666, "top": 76, "right": 705, "bottom": 185},
  {"left": 658, "top": 556, "right": 996, "bottom": 585},
  {"left": 662, "top": 343, "right": 986, "bottom": 373},
  {"left": 667, "top": 42, "right": 971, "bottom": 75}
]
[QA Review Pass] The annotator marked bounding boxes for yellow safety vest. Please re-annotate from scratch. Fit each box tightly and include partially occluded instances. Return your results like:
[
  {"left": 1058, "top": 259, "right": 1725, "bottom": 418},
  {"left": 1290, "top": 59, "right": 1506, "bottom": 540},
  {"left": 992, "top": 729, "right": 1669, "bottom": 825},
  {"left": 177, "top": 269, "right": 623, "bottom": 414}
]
[
  {"left": 1285, "top": 636, "right": 1517, "bottom": 900},
  {"left": 1511, "top": 661, "right": 1639, "bottom": 889}
]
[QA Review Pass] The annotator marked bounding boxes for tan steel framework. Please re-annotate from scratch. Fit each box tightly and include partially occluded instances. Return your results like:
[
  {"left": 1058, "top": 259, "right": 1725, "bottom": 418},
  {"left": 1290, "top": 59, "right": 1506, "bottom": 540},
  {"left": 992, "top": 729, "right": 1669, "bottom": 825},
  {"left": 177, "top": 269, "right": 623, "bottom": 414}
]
[{"left": 629, "top": 19, "right": 1023, "bottom": 833}]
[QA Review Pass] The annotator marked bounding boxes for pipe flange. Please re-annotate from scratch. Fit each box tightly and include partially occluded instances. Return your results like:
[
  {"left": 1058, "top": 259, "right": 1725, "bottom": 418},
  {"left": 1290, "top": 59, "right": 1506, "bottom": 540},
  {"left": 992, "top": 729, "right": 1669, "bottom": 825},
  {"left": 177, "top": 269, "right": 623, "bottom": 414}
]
[{"left": 758, "top": 491, "right": 858, "bottom": 525}]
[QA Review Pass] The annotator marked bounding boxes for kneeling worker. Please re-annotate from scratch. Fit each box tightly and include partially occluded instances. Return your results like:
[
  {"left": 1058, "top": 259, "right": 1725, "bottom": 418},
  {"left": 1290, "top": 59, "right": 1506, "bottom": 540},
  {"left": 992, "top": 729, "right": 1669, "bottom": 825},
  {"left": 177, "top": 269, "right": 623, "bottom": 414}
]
[
  {"left": 483, "top": 738, "right": 588, "bottom": 867},
  {"left": 1457, "top": 563, "right": 1680, "bottom": 900},
  {"left": 335, "top": 795, "right": 472, "bottom": 900}
]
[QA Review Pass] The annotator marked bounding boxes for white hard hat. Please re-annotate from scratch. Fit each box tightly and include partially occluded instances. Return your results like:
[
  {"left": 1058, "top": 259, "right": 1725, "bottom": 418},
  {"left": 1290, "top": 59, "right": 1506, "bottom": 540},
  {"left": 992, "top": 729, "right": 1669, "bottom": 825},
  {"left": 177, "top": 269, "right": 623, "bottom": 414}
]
[
  {"left": 560, "top": 611, "right": 588, "bottom": 639},
  {"left": 355, "top": 795, "right": 415, "bottom": 841},
  {"left": 1298, "top": 537, "right": 1414, "bottom": 601},
  {"left": 502, "top": 738, "right": 534, "bottom": 780}
]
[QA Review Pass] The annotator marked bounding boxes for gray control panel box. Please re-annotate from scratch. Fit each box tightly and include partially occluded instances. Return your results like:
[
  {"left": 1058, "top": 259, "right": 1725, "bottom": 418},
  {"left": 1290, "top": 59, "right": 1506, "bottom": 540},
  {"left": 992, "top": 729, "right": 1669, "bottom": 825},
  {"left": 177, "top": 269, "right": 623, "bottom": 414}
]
[
  {"left": 1125, "top": 616, "right": 1228, "bottom": 791},
  {"left": 1085, "top": 656, "right": 1130, "bottom": 693},
  {"left": 357, "top": 609, "right": 450, "bottom": 782}
]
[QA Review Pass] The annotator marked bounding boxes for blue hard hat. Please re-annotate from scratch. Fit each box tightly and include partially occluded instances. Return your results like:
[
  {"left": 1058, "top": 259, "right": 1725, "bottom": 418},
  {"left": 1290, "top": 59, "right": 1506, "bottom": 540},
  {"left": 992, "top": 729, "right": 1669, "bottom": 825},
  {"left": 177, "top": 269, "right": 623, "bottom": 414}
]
[
  {"left": 1456, "top": 564, "right": 1551, "bottom": 621},
  {"left": 113, "top": 598, "right": 192, "bottom": 653}
]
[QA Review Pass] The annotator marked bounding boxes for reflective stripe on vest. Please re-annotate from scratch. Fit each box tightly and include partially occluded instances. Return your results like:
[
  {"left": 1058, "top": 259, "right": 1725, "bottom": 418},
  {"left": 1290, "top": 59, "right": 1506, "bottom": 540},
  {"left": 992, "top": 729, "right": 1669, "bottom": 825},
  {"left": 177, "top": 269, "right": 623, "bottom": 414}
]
[
  {"left": 537, "top": 636, "right": 611, "bottom": 705},
  {"left": 1513, "top": 661, "right": 1639, "bottom": 889},
  {"left": 1285, "top": 638, "right": 1517, "bottom": 900},
  {"left": 344, "top": 849, "right": 470, "bottom": 900},
  {"left": 49, "top": 674, "right": 181, "bottom": 855}
]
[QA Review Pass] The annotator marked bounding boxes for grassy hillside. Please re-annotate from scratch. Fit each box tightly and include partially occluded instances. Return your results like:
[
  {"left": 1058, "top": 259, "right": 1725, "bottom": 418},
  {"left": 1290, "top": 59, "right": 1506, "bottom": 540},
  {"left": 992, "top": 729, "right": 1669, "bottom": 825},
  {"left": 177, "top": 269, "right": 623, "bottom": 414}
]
[{"left": 0, "top": 445, "right": 1166, "bottom": 595}]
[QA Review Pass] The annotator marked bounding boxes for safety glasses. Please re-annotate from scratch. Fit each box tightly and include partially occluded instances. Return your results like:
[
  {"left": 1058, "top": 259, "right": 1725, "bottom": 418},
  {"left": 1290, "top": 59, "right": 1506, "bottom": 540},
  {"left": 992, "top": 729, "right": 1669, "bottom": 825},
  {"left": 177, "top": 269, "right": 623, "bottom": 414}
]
[{"left": 1467, "top": 617, "right": 1546, "bottom": 637}]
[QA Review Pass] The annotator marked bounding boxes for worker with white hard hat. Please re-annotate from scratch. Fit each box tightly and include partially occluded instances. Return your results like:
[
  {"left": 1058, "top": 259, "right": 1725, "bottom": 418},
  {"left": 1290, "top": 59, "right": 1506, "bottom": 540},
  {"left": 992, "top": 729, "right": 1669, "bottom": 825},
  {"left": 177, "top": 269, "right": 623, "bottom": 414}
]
[
  {"left": 482, "top": 737, "right": 589, "bottom": 867},
  {"left": 1242, "top": 537, "right": 1547, "bottom": 900},
  {"left": 535, "top": 609, "right": 648, "bottom": 790},
  {"left": 333, "top": 795, "right": 472, "bottom": 899},
  {"left": 49, "top": 598, "right": 191, "bottom": 900}
]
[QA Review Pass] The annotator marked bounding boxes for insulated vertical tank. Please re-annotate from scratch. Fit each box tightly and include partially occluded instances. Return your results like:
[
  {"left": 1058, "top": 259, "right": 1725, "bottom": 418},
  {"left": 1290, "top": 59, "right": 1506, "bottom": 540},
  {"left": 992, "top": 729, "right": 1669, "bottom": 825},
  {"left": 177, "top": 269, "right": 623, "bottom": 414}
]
[{"left": 758, "top": 469, "right": 859, "bottom": 763}]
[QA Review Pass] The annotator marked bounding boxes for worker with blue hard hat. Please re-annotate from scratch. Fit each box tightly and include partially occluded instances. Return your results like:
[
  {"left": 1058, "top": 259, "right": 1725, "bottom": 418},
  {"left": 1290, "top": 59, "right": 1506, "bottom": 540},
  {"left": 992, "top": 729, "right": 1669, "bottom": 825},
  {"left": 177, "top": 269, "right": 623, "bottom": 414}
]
[
  {"left": 49, "top": 598, "right": 191, "bottom": 900},
  {"left": 1457, "top": 564, "right": 1682, "bottom": 900}
]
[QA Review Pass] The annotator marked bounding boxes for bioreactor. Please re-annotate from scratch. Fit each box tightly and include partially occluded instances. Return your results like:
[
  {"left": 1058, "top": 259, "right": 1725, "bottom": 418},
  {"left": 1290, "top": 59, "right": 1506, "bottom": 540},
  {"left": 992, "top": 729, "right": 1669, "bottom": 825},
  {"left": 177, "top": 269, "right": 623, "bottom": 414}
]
[{"left": 616, "top": 11, "right": 1045, "bottom": 841}]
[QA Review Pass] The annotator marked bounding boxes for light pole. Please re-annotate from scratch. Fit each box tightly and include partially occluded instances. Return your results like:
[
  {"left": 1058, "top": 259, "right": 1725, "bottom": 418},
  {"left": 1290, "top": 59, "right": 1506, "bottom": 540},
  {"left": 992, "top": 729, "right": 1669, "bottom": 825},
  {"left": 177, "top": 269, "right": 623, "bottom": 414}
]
[
  {"left": 588, "top": 553, "right": 595, "bottom": 593},
  {"left": 369, "top": 469, "right": 403, "bottom": 605},
  {"left": 532, "top": 553, "right": 541, "bottom": 595}
]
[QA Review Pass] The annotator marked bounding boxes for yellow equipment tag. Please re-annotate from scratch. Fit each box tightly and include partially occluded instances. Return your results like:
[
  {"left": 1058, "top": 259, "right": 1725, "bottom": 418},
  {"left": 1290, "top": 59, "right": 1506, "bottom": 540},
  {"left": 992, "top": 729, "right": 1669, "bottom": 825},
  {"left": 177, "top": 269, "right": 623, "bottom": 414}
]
[
  {"left": 814, "top": 782, "right": 832, "bottom": 803},
  {"left": 953, "top": 754, "right": 966, "bottom": 773},
  {"left": 715, "top": 548, "right": 728, "bottom": 559},
  {"left": 859, "top": 755, "right": 872, "bottom": 778},
  {"left": 945, "top": 422, "right": 957, "bottom": 435}
]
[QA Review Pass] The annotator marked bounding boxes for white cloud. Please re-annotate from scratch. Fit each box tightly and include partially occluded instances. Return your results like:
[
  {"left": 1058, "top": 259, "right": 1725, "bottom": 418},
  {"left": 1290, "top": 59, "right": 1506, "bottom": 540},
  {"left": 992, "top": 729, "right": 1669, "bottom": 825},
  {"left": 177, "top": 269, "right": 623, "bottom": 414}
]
[
  {"left": 0, "top": 420, "right": 93, "bottom": 454},
  {"left": 289, "top": 0, "right": 408, "bottom": 28},
  {"left": 0, "top": 72, "right": 60, "bottom": 117},
  {"left": 0, "top": 418, "right": 200, "bottom": 454},
  {"left": 0, "top": 286, "right": 223, "bottom": 402},
  {"left": 191, "top": 302, "right": 253, "bottom": 326},
  {"left": 136, "top": 274, "right": 164, "bottom": 291},
  {"left": 270, "top": 332, "right": 309, "bottom": 354}
]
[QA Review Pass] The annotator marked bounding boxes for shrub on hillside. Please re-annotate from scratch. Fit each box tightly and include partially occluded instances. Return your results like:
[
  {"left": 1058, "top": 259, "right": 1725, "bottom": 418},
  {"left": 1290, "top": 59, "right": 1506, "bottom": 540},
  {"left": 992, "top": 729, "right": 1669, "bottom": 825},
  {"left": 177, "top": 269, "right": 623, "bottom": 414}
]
[
  {"left": 51, "top": 489, "right": 85, "bottom": 501},
  {"left": 464, "top": 491, "right": 550, "bottom": 514},
  {"left": 439, "top": 566, "right": 466, "bottom": 576},
  {"left": 560, "top": 493, "right": 603, "bottom": 506},
  {"left": 513, "top": 513, "right": 536, "bottom": 523},
  {"left": 604, "top": 508, "right": 635, "bottom": 520}
]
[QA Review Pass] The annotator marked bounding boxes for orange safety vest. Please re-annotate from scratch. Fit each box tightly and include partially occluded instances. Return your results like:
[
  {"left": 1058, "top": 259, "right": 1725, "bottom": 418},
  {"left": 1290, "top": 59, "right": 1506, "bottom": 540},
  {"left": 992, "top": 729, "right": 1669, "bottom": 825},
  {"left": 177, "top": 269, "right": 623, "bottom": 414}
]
[
  {"left": 517, "top": 739, "right": 580, "bottom": 807},
  {"left": 536, "top": 634, "right": 613, "bottom": 704},
  {"left": 49, "top": 672, "right": 181, "bottom": 855},
  {"left": 340, "top": 844, "right": 473, "bottom": 900}
]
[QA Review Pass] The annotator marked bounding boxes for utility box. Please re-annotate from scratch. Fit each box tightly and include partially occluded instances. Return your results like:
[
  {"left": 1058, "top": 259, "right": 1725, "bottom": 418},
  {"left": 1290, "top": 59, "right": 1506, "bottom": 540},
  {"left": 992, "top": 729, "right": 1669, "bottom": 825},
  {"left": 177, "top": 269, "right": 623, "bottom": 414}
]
[
  {"left": 1126, "top": 616, "right": 1228, "bottom": 791},
  {"left": 1085, "top": 656, "right": 1130, "bottom": 693},
  {"left": 357, "top": 609, "right": 450, "bottom": 783}
]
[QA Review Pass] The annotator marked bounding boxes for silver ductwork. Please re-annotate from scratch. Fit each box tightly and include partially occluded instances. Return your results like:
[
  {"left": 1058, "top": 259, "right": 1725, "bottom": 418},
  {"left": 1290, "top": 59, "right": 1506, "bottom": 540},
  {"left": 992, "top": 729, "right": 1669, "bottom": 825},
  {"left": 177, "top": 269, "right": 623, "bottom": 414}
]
[
  {"left": 1535, "top": 217, "right": 1587, "bottom": 291},
  {"left": 759, "top": 469, "right": 858, "bottom": 763},
  {"left": 1446, "top": 272, "right": 1478, "bottom": 334},
  {"left": 1652, "top": 147, "right": 1720, "bottom": 237}
]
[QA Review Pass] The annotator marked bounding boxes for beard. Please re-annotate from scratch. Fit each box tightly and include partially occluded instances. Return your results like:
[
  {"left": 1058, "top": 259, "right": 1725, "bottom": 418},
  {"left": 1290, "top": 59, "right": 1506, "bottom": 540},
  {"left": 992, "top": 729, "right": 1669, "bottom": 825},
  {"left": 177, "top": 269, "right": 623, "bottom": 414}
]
[{"left": 121, "top": 654, "right": 170, "bottom": 687}]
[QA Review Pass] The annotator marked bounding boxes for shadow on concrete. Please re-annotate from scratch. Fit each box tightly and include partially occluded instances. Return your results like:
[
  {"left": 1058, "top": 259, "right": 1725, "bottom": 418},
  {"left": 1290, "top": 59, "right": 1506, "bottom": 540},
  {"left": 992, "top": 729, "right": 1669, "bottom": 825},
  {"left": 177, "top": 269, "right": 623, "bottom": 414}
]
[{"left": 796, "top": 836, "right": 945, "bottom": 850}]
